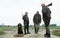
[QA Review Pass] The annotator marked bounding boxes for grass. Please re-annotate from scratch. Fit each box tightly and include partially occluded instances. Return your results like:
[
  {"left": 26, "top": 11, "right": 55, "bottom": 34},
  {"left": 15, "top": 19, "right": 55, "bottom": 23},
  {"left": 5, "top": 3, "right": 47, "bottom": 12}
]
[
  {"left": 0, "top": 31, "right": 5, "bottom": 35},
  {"left": 30, "top": 26, "right": 60, "bottom": 29},
  {"left": 0, "top": 27, "right": 17, "bottom": 31},
  {"left": 52, "top": 30, "right": 60, "bottom": 37},
  {"left": 0, "top": 26, "right": 60, "bottom": 35},
  {"left": 0, "top": 26, "right": 60, "bottom": 31},
  {"left": 0, "top": 27, "right": 17, "bottom": 35}
]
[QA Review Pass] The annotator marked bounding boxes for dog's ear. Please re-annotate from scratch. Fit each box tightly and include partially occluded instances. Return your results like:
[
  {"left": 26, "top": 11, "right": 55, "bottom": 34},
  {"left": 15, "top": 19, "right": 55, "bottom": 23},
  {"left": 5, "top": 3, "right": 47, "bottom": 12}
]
[
  {"left": 18, "top": 23, "right": 22, "bottom": 27},
  {"left": 18, "top": 23, "right": 20, "bottom": 27},
  {"left": 20, "top": 23, "right": 22, "bottom": 27},
  {"left": 18, "top": 24, "right": 19, "bottom": 27}
]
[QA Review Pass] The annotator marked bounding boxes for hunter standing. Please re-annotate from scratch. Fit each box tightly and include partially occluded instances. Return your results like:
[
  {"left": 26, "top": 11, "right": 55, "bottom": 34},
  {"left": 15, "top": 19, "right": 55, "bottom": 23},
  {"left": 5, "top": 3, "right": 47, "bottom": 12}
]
[
  {"left": 33, "top": 11, "right": 41, "bottom": 34},
  {"left": 41, "top": 3, "right": 51, "bottom": 37},
  {"left": 23, "top": 12, "right": 30, "bottom": 35}
]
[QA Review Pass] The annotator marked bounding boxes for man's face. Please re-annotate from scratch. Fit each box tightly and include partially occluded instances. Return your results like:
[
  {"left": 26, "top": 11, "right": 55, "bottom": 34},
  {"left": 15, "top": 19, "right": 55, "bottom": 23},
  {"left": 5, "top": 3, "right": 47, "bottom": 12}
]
[
  {"left": 25, "top": 13, "right": 28, "bottom": 15},
  {"left": 25, "top": 12, "right": 28, "bottom": 15},
  {"left": 36, "top": 11, "right": 39, "bottom": 14},
  {"left": 41, "top": 4, "right": 45, "bottom": 8}
]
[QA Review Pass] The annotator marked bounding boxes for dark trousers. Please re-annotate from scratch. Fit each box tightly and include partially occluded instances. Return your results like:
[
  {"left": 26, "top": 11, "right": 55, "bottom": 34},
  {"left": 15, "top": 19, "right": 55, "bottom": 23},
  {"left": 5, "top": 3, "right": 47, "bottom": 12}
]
[
  {"left": 24, "top": 23, "right": 29, "bottom": 34},
  {"left": 34, "top": 23, "right": 40, "bottom": 34},
  {"left": 43, "top": 18, "right": 50, "bottom": 34}
]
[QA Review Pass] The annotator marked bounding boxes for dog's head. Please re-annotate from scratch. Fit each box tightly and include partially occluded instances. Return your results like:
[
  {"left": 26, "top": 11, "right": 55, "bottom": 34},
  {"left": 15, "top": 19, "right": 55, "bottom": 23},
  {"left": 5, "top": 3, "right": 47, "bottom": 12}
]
[{"left": 18, "top": 23, "right": 22, "bottom": 28}]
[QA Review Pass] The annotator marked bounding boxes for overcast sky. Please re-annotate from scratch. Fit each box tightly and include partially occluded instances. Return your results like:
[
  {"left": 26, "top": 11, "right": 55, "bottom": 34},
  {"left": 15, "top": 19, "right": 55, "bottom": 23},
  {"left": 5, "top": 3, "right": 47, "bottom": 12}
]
[{"left": 0, "top": 0, "right": 60, "bottom": 26}]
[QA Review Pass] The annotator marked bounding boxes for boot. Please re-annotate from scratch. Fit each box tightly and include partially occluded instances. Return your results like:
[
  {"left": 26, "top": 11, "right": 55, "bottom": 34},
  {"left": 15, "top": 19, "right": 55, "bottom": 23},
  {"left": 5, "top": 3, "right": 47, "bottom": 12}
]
[{"left": 44, "top": 33, "right": 51, "bottom": 37}]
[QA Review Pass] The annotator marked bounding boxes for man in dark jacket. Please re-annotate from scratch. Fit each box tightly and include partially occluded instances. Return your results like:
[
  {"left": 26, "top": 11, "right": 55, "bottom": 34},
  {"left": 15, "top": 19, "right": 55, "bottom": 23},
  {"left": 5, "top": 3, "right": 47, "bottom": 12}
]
[
  {"left": 33, "top": 11, "right": 41, "bottom": 34},
  {"left": 41, "top": 3, "right": 51, "bottom": 37},
  {"left": 23, "top": 12, "right": 30, "bottom": 35}
]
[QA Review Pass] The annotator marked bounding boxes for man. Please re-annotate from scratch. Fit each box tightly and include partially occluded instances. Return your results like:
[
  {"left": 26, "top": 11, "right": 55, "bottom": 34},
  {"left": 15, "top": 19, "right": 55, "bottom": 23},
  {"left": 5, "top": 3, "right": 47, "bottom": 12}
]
[
  {"left": 23, "top": 12, "right": 30, "bottom": 35},
  {"left": 33, "top": 11, "right": 41, "bottom": 34},
  {"left": 41, "top": 3, "right": 51, "bottom": 37}
]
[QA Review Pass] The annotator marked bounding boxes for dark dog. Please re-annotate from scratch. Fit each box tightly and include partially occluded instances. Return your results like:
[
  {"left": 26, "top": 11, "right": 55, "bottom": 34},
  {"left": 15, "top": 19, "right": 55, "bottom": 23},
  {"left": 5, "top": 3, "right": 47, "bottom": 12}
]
[{"left": 18, "top": 23, "right": 23, "bottom": 34}]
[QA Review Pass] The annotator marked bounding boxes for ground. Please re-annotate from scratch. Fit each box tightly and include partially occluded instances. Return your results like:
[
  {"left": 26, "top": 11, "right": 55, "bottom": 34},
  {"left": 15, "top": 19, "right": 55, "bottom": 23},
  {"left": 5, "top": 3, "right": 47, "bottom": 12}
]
[{"left": 0, "top": 29, "right": 60, "bottom": 38}]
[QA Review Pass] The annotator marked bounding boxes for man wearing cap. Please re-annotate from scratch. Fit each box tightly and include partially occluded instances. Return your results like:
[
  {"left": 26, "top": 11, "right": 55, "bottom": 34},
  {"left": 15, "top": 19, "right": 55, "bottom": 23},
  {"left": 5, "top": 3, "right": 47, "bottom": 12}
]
[
  {"left": 41, "top": 3, "right": 51, "bottom": 37},
  {"left": 33, "top": 11, "right": 41, "bottom": 34},
  {"left": 23, "top": 12, "right": 30, "bottom": 35}
]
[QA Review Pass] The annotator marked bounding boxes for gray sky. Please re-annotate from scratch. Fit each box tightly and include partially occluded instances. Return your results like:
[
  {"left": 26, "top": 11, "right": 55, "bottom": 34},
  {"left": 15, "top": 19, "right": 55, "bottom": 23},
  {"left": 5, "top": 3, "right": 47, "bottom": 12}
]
[{"left": 0, "top": 0, "right": 60, "bottom": 26}]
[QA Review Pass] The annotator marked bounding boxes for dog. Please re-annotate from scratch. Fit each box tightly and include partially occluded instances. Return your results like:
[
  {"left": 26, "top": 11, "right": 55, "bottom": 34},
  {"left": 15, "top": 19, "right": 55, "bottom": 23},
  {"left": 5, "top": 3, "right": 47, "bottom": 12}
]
[{"left": 18, "top": 23, "right": 23, "bottom": 34}]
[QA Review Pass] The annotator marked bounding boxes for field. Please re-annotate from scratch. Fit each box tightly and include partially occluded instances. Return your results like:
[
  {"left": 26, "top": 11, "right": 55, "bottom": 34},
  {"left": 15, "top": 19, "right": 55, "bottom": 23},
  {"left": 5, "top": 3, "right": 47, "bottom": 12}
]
[
  {"left": 0, "top": 26, "right": 60, "bottom": 38},
  {"left": 0, "top": 26, "right": 17, "bottom": 35},
  {"left": 0, "top": 26, "right": 60, "bottom": 31}
]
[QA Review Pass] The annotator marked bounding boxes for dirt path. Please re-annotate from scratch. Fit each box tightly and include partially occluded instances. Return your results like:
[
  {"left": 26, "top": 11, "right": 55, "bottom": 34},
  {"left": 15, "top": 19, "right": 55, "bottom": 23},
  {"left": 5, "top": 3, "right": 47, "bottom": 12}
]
[{"left": 0, "top": 29, "right": 60, "bottom": 38}]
